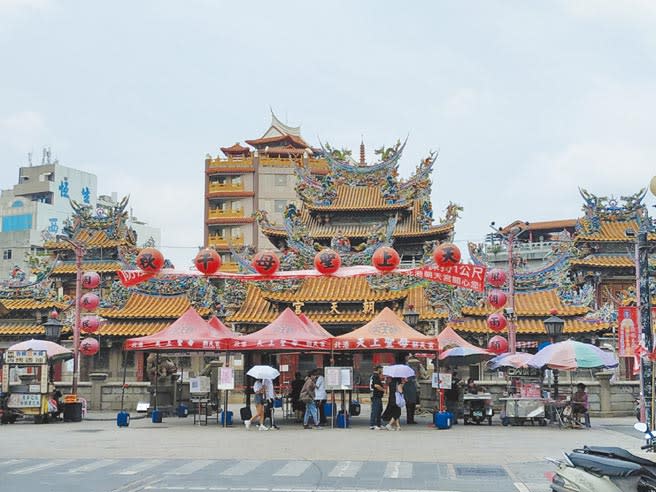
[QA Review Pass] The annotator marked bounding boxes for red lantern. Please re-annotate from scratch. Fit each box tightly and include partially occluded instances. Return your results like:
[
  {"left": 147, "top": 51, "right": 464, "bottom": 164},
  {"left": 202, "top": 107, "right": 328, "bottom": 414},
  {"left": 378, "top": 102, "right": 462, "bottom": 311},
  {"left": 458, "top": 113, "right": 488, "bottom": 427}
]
[
  {"left": 487, "top": 268, "right": 507, "bottom": 287},
  {"left": 81, "top": 315, "right": 101, "bottom": 334},
  {"left": 488, "top": 290, "right": 507, "bottom": 309},
  {"left": 252, "top": 250, "right": 280, "bottom": 275},
  {"left": 487, "top": 312, "right": 507, "bottom": 332},
  {"left": 314, "top": 248, "right": 341, "bottom": 274},
  {"left": 487, "top": 335, "right": 508, "bottom": 355},
  {"left": 372, "top": 246, "right": 400, "bottom": 272},
  {"left": 194, "top": 248, "right": 221, "bottom": 275},
  {"left": 80, "top": 293, "right": 100, "bottom": 311},
  {"left": 49, "top": 309, "right": 59, "bottom": 319},
  {"left": 433, "top": 243, "right": 461, "bottom": 267},
  {"left": 79, "top": 337, "right": 100, "bottom": 356},
  {"left": 136, "top": 247, "right": 165, "bottom": 273},
  {"left": 81, "top": 271, "right": 101, "bottom": 289}
]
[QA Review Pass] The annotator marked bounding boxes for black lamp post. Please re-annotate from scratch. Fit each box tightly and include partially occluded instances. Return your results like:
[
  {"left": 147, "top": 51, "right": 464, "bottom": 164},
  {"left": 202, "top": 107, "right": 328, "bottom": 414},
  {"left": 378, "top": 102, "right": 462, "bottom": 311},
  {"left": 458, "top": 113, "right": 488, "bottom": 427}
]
[
  {"left": 403, "top": 305, "right": 419, "bottom": 328},
  {"left": 43, "top": 310, "right": 64, "bottom": 342},
  {"left": 544, "top": 314, "right": 564, "bottom": 399}
]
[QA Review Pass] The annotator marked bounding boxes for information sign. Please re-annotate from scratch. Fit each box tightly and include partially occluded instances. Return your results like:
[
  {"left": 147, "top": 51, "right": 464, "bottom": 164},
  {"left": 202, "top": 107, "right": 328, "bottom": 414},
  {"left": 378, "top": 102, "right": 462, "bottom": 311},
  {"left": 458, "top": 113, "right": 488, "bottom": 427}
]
[
  {"left": 324, "top": 367, "right": 353, "bottom": 390},
  {"left": 190, "top": 376, "right": 210, "bottom": 394},
  {"left": 8, "top": 393, "right": 42, "bottom": 408},
  {"left": 5, "top": 350, "right": 48, "bottom": 364},
  {"left": 431, "top": 372, "right": 453, "bottom": 389},
  {"left": 216, "top": 367, "right": 235, "bottom": 390}
]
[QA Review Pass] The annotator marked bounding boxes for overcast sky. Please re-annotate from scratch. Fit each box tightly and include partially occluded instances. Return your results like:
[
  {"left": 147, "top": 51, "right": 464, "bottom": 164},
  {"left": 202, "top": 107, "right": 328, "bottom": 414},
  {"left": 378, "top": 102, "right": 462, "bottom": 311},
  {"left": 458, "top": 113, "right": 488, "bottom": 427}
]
[{"left": 1, "top": 0, "right": 655, "bottom": 268}]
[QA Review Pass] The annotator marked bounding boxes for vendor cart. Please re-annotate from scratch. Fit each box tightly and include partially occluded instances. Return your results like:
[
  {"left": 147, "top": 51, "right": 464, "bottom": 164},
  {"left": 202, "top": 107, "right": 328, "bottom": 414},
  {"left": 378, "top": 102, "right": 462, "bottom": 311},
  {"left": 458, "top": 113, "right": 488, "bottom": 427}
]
[
  {"left": 499, "top": 396, "right": 547, "bottom": 426},
  {"left": 463, "top": 393, "right": 493, "bottom": 425},
  {"left": 1, "top": 349, "right": 53, "bottom": 424}
]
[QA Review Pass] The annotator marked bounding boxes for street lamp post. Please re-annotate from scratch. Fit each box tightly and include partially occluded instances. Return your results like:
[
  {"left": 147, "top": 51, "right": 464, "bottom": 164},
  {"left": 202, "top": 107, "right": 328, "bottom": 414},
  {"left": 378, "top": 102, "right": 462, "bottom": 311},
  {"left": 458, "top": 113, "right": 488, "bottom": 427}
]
[
  {"left": 43, "top": 310, "right": 63, "bottom": 341},
  {"left": 57, "top": 235, "right": 85, "bottom": 396},
  {"left": 544, "top": 315, "right": 564, "bottom": 400}
]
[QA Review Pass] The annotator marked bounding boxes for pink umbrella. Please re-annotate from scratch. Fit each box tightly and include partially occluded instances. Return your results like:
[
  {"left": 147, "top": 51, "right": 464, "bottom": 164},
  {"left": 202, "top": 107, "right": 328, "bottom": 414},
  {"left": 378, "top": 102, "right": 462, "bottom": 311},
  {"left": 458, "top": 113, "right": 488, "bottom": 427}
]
[
  {"left": 528, "top": 340, "right": 618, "bottom": 371},
  {"left": 8, "top": 339, "right": 73, "bottom": 361},
  {"left": 488, "top": 352, "right": 533, "bottom": 370}
]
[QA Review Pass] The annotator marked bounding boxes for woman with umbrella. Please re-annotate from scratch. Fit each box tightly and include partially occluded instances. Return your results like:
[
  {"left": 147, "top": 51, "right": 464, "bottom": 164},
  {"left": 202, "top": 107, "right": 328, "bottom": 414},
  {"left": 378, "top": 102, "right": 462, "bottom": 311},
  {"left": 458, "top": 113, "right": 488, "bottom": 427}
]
[
  {"left": 244, "top": 365, "right": 279, "bottom": 431},
  {"left": 382, "top": 365, "right": 414, "bottom": 431}
]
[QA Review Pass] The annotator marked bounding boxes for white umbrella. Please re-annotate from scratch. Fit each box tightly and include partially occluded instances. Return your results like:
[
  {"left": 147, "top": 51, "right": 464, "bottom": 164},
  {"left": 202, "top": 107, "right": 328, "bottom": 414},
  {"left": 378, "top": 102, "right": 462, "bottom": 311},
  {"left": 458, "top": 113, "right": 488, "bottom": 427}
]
[
  {"left": 246, "top": 365, "right": 280, "bottom": 380},
  {"left": 8, "top": 339, "right": 73, "bottom": 361},
  {"left": 382, "top": 364, "right": 415, "bottom": 378}
]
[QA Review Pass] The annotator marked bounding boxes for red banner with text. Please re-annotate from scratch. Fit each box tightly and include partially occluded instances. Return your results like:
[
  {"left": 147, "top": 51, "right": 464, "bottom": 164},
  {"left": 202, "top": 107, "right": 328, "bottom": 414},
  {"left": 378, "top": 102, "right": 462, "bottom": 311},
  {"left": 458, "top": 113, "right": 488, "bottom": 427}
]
[{"left": 618, "top": 306, "right": 639, "bottom": 357}]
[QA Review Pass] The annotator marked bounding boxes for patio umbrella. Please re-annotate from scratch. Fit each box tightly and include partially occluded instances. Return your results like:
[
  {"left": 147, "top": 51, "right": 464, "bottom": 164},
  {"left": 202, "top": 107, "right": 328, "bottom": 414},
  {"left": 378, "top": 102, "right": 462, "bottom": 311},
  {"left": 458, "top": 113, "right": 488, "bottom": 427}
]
[
  {"left": 8, "top": 339, "right": 73, "bottom": 361},
  {"left": 246, "top": 365, "right": 280, "bottom": 380},
  {"left": 382, "top": 364, "right": 415, "bottom": 378},
  {"left": 488, "top": 352, "right": 533, "bottom": 370},
  {"left": 528, "top": 340, "right": 618, "bottom": 371},
  {"left": 439, "top": 346, "right": 494, "bottom": 366}
]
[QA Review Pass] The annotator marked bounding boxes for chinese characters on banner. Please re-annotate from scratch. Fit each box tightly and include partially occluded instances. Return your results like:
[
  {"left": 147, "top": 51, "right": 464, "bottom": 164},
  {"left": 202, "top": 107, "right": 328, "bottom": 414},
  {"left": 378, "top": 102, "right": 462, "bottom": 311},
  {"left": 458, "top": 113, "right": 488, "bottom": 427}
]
[
  {"left": 410, "top": 264, "right": 487, "bottom": 292},
  {"left": 618, "top": 307, "right": 639, "bottom": 357}
]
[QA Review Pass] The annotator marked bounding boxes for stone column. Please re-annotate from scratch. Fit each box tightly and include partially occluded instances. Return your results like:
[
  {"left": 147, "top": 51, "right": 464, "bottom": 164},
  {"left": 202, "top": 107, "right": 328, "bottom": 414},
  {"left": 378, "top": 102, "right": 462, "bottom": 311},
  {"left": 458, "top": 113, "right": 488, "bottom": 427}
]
[
  {"left": 88, "top": 372, "right": 108, "bottom": 411},
  {"left": 596, "top": 371, "right": 613, "bottom": 417}
]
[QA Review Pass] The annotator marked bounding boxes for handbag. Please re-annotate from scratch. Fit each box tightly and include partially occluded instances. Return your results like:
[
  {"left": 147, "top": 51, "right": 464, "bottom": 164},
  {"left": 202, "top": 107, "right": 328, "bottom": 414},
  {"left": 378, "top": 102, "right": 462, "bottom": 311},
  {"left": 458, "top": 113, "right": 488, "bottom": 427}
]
[{"left": 395, "top": 391, "right": 406, "bottom": 408}]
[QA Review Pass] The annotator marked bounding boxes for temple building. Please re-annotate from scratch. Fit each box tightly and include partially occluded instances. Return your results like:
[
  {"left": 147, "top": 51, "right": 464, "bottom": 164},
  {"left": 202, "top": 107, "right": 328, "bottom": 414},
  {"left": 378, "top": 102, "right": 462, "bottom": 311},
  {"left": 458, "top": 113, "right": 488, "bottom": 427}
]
[
  {"left": 458, "top": 188, "right": 656, "bottom": 373},
  {"left": 226, "top": 139, "right": 460, "bottom": 377},
  {"left": 204, "top": 111, "right": 328, "bottom": 270}
]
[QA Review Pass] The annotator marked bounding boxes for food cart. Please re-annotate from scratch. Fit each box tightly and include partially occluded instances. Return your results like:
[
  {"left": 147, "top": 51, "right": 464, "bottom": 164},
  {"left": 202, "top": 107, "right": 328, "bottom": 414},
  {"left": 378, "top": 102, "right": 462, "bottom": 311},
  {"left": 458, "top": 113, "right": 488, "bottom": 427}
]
[
  {"left": 498, "top": 368, "right": 547, "bottom": 426},
  {"left": 1, "top": 349, "right": 52, "bottom": 423},
  {"left": 462, "top": 393, "right": 494, "bottom": 425}
]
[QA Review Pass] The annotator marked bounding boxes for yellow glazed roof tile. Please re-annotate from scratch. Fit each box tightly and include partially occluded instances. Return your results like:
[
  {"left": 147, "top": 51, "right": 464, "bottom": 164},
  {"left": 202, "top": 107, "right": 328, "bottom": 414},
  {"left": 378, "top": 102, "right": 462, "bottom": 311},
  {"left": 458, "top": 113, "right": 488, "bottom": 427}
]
[
  {"left": 262, "top": 277, "right": 407, "bottom": 303},
  {"left": 52, "top": 260, "right": 123, "bottom": 274},
  {"left": 97, "top": 292, "right": 210, "bottom": 319},
  {"left": 462, "top": 289, "right": 589, "bottom": 317},
  {"left": 98, "top": 320, "right": 172, "bottom": 337},
  {"left": 570, "top": 255, "right": 635, "bottom": 268},
  {"left": 0, "top": 299, "right": 68, "bottom": 311},
  {"left": 307, "top": 186, "right": 411, "bottom": 212},
  {"left": 447, "top": 318, "right": 609, "bottom": 334}
]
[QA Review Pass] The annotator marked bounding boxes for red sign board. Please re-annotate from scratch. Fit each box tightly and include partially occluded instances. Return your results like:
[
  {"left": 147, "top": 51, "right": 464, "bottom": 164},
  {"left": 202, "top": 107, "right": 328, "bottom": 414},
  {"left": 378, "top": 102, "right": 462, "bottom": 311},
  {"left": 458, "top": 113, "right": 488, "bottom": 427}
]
[{"left": 410, "top": 264, "right": 487, "bottom": 292}]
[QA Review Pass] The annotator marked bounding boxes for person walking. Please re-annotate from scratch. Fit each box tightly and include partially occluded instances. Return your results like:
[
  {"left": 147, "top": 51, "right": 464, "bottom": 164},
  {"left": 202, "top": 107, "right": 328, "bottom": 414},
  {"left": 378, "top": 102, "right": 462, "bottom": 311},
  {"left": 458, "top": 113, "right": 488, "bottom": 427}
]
[
  {"left": 300, "top": 371, "right": 321, "bottom": 429},
  {"left": 403, "top": 375, "right": 418, "bottom": 424},
  {"left": 444, "top": 371, "right": 462, "bottom": 424},
  {"left": 289, "top": 372, "right": 305, "bottom": 423},
  {"left": 245, "top": 378, "right": 269, "bottom": 431},
  {"left": 383, "top": 378, "right": 405, "bottom": 431},
  {"left": 369, "top": 365, "right": 385, "bottom": 430},
  {"left": 314, "top": 368, "right": 328, "bottom": 425}
]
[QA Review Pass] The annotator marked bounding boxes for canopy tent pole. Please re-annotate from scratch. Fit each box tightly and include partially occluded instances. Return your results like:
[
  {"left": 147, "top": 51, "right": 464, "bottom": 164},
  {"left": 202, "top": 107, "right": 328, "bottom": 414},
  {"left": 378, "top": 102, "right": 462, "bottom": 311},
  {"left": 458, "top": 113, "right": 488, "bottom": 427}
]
[
  {"left": 154, "top": 353, "right": 159, "bottom": 412},
  {"left": 120, "top": 351, "right": 128, "bottom": 412}
]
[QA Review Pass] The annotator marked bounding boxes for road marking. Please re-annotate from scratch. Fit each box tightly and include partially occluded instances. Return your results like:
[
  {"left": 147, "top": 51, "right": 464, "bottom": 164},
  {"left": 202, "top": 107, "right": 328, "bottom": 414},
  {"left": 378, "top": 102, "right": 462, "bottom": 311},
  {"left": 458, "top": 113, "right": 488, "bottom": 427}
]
[
  {"left": 328, "top": 460, "right": 363, "bottom": 477},
  {"left": 145, "top": 488, "right": 459, "bottom": 492},
  {"left": 165, "top": 460, "right": 215, "bottom": 475},
  {"left": 0, "top": 459, "right": 24, "bottom": 467},
  {"left": 112, "top": 475, "right": 162, "bottom": 492},
  {"left": 384, "top": 461, "right": 413, "bottom": 478},
  {"left": 117, "top": 459, "right": 166, "bottom": 475},
  {"left": 219, "top": 460, "right": 264, "bottom": 476},
  {"left": 9, "top": 459, "right": 74, "bottom": 475},
  {"left": 446, "top": 463, "right": 457, "bottom": 480},
  {"left": 272, "top": 460, "right": 313, "bottom": 477},
  {"left": 67, "top": 459, "right": 118, "bottom": 473},
  {"left": 514, "top": 483, "right": 530, "bottom": 492}
]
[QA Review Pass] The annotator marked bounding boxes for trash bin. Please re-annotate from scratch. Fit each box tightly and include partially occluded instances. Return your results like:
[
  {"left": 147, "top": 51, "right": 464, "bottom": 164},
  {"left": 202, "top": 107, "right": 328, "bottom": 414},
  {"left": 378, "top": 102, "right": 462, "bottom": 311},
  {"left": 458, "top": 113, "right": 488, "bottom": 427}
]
[{"left": 63, "top": 402, "right": 83, "bottom": 422}]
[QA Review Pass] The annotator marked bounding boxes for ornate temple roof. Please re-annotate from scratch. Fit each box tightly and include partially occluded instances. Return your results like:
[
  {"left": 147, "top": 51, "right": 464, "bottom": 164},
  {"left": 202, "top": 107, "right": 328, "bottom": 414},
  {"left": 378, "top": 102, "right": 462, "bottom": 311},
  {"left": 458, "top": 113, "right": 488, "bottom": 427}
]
[
  {"left": 570, "top": 255, "right": 635, "bottom": 268},
  {"left": 448, "top": 318, "right": 607, "bottom": 334},
  {"left": 306, "top": 185, "right": 412, "bottom": 212},
  {"left": 44, "top": 230, "right": 133, "bottom": 249},
  {"left": 462, "top": 289, "right": 589, "bottom": 317},
  {"left": 51, "top": 260, "right": 124, "bottom": 274},
  {"left": 220, "top": 143, "right": 251, "bottom": 156},
  {"left": 227, "top": 280, "right": 445, "bottom": 327},
  {"left": 98, "top": 320, "right": 172, "bottom": 337},
  {"left": 245, "top": 133, "right": 310, "bottom": 149},
  {"left": 0, "top": 299, "right": 68, "bottom": 311},
  {"left": 98, "top": 292, "right": 211, "bottom": 319}
]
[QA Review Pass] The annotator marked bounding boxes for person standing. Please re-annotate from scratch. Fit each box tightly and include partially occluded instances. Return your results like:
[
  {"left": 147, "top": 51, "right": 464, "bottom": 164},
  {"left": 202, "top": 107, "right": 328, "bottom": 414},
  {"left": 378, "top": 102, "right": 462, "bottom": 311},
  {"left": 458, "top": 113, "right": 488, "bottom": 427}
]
[
  {"left": 383, "top": 378, "right": 405, "bottom": 431},
  {"left": 300, "top": 372, "right": 320, "bottom": 429},
  {"left": 289, "top": 372, "right": 305, "bottom": 423},
  {"left": 445, "top": 371, "right": 462, "bottom": 424},
  {"left": 369, "top": 365, "right": 385, "bottom": 430},
  {"left": 314, "top": 368, "right": 328, "bottom": 426},
  {"left": 403, "top": 375, "right": 418, "bottom": 424}
]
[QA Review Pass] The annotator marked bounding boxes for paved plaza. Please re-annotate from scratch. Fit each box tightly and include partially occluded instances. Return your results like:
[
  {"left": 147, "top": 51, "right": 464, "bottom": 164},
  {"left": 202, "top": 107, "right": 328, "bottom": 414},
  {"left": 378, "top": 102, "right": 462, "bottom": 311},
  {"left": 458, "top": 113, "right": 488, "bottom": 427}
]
[{"left": 0, "top": 410, "right": 648, "bottom": 492}]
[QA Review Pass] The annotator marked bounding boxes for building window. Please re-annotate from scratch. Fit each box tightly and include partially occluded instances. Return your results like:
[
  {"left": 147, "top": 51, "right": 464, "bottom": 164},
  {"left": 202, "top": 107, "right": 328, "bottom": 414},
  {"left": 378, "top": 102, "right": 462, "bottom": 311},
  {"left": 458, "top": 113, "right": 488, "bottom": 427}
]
[
  {"left": 275, "top": 175, "right": 287, "bottom": 187},
  {"left": 274, "top": 200, "right": 287, "bottom": 213},
  {"left": 231, "top": 176, "right": 242, "bottom": 186},
  {"left": 3, "top": 249, "right": 12, "bottom": 260}
]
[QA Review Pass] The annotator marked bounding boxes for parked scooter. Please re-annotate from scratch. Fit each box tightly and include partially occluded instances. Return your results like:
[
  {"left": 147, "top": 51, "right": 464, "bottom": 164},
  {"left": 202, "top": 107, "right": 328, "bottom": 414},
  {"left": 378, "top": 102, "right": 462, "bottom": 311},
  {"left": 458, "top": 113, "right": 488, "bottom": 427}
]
[{"left": 547, "top": 422, "right": 656, "bottom": 492}]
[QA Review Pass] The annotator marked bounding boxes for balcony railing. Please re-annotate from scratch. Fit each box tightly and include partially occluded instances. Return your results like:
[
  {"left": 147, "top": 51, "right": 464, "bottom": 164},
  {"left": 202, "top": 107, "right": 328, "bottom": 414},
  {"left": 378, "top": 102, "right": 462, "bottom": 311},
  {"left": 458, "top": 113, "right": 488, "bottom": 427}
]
[
  {"left": 206, "top": 156, "right": 254, "bottom": 169},
  {"left": 207, "top": 209, "right": 245, "bottom": 219},
  {"left": 220, "top": 261, "right": 239, "bottom": 272},
  {"left": 208, "top": 182, "right": 245, "bottom": 193},
  {"left": 208, "top": 235, "right": 244, "bottom": 248}
]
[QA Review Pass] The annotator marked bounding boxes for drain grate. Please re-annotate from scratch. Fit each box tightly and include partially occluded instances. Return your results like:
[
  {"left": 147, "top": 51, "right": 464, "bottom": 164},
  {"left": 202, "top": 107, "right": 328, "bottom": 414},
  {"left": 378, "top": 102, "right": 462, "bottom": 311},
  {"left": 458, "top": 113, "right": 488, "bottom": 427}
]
[
  {"left": 73, "top": 429, "right": 103, "bottom": 433},
  {"left": 455, "top": 465, "right": 507, "bottom": 478}
]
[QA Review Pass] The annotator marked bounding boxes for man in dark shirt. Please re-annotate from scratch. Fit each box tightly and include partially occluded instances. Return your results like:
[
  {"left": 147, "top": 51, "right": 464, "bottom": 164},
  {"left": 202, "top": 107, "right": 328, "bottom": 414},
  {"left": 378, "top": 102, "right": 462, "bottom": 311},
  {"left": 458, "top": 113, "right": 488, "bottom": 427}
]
[{"left": 369, "top": 365, "right": 386, "bottom": 429}]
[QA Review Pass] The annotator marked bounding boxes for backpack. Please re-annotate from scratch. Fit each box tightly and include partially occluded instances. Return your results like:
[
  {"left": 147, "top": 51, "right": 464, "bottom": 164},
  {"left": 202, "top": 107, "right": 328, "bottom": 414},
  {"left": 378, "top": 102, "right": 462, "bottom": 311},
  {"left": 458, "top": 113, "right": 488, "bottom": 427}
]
[{"left": 395, "top": 391, "right": 406, "bottom": 408}]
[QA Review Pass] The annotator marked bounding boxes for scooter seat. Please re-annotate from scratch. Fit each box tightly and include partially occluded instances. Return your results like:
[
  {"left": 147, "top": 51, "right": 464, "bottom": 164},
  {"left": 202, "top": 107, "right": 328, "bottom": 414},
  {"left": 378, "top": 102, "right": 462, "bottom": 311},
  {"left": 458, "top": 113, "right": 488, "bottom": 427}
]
[
  {"left": 582, "top": 446, "right": 656, "bottom": 468},
  {"left": 567, "top": 452, "right": 643, "bottom": 478}
]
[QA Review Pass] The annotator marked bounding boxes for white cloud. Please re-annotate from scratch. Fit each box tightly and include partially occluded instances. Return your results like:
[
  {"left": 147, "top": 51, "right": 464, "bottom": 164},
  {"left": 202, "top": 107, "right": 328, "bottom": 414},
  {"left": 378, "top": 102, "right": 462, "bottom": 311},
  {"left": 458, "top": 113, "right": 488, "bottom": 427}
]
[
  {"left": 0, "top": 0, "right": 52, "bottom": 13},
  {"left": 0, "top": 111, "right": 51, "bottom": 150}
]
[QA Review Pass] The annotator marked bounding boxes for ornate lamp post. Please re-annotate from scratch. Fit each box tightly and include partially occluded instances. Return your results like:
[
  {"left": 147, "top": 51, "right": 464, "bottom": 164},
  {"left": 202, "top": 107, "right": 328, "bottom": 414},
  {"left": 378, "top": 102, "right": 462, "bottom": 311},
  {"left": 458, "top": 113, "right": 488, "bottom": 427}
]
[
  {"left": 544, "top": 314, "right": 564, "bottom": 400},
  {"left": 43, "top": 310, "right": 63, "bottom": 341},
  {"left": 403, "top": 304, "right": 419, "bottom": 329},
  {"left": 56, "top": 235, "right": 85, "bottom": 396}
]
